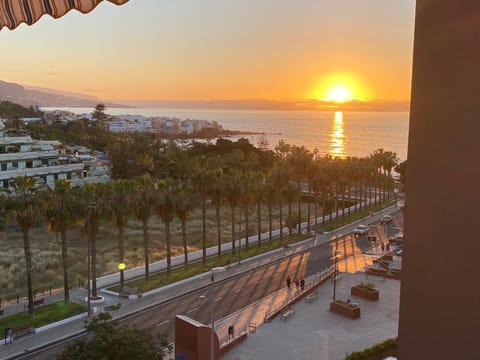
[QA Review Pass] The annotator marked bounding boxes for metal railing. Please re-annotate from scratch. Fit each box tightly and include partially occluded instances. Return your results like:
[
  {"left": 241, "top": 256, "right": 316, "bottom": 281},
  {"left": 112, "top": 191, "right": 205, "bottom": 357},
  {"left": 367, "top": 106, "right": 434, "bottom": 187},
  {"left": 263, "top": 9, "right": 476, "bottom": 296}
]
[{"left": 263, "top": 265, "right": 334, "bottom": 321}]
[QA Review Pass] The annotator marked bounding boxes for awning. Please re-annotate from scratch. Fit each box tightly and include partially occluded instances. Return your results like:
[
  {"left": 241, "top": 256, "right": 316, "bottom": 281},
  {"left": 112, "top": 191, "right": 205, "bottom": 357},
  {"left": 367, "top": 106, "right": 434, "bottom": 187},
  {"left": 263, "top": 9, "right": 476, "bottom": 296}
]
[{"left": 0, "top": 0, "right": 129, "bottom": 31}]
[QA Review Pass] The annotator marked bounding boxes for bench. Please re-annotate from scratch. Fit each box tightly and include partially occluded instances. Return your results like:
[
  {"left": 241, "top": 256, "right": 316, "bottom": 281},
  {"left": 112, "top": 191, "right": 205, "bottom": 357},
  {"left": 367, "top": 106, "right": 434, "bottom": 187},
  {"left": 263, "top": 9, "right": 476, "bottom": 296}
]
[
  {"left": 11, "top": 324, "right": 33, "bottom": 338},
  {"left": 280, "top": 307, "right": 295, "bottom": 321},
  {"left": 122, "top": 287, "right": 138, "bottom": 295},
  {"left": 33, "top": 298, "right": 44, "bottom": 306},
  {"left": 305, "top": 290, "right": 319, "bottom": 303}
]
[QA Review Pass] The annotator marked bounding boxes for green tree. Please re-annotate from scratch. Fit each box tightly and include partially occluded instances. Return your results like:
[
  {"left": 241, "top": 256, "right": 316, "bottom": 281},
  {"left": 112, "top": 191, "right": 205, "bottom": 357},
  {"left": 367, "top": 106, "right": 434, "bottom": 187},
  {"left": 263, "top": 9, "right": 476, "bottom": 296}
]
[
  {"left": 58, "top": 313, "right": 169, "bottom": 360},
  {"left": 45, "top": 179, "right": 75, "bottom": 304},
  {"left": 190, "top": 156, "right": 218, "bottom": 264},
  {"left": 132, "top": 175, "right": 155, "bottom": 281},
  {"left": 154, "top": 179, "right": 177, "bottom": 275},
  {"left": 4, "top": 176, "right": 44, "bottom": 316},
  {"left": 288, "top": 145, "right": 313, "bottom": 233},
  {"left": 175, "top": 182, "right": 197, "bottom": 269},
  {"left": 78, "top": 183, "right": 107, "bottom": 299},
  {"left": 107, "top": 179, "right": 134, "bottom": 291}
]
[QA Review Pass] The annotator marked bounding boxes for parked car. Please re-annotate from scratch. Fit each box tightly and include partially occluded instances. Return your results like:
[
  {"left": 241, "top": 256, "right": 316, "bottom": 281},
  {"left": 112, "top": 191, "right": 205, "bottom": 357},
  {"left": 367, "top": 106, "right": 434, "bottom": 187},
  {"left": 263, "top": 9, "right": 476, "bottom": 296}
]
[
  {"left": 381, "top": 214, "right": 393, "bottom": 224},
  {"left": 389, "top": 233, "right": 404, "bottom": 245},
  {"left": 354, "top": 224, "right": 369, "bottom": 236}
]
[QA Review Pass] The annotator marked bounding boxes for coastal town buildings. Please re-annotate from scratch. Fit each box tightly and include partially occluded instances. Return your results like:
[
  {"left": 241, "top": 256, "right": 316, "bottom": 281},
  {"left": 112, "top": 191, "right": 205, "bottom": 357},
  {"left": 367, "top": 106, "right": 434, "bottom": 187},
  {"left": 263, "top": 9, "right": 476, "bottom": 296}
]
[{"left": 0, "top": 120, "right": 109, "bottom": 189}]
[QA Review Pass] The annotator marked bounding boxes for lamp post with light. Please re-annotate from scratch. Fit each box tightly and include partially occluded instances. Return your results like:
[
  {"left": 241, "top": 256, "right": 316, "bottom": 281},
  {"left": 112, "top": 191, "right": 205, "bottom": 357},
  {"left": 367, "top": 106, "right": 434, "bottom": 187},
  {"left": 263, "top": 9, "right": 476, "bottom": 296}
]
[
  {"left": 332, "top": 250, "right": 341, "bottom": 301},
  {"left": 210, "top": 267, "right": 226, "bottom": 360},
  {"left": 118, "top": 262, "right": 126, "bottom": 293}
]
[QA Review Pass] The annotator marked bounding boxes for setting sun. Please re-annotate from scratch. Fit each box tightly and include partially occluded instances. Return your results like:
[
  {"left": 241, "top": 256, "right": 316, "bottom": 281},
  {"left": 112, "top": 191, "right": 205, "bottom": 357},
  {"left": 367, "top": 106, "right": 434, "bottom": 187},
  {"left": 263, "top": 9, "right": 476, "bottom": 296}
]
[
  {"left": 328, "top": 86, "right": 352, "bottom": 102},
  {"left": 310, "top": 73, "right": 369, "bottom": 104}
]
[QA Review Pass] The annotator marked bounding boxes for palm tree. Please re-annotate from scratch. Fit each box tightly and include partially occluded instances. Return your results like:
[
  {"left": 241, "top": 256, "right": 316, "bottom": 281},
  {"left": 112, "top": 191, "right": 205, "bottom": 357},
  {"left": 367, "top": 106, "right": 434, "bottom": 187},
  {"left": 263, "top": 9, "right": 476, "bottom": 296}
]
[
  {"left": 45, "top": 179, "right": 75, "bottom": 304},
  {"left": 107, "top": 179, "right": 134, "bottom": 291},
  {"left": 268, "top": 162, "right": 290, "bottom": 240},
  {"left": 190, "top": 155, "right": 219, "bottom": 264},
  {"left": 382, "top": 150, "right": 399, "bottom": 201},
  {"left": 78, "top": 182, "right": 107, "bottom": 299},
  {"left": 239, "top": 172, "right": 254, "bottom": 250},
  {"left": 207, "top": 167, "right": 225, "bottom": 258},
  {"left": 154, "top": 179, "right": 177, "bottom": 275},
  {"left": 252, "top": 173, "right": 265, "bottom": 245},
  {"left": 288, "top": 145, "right": 313, "bottom": 233},
  {"left": 175, "top": 182, "right": 197, "bottom": 269},
  {"left": 132, "top": 175, "right": 155, "bottom": 281},
  {"left": 224, "top": 171, "right": 242, "bottom": 254},
  {"left": 5, "top": 176, "right": 43, "bottom": 316}
]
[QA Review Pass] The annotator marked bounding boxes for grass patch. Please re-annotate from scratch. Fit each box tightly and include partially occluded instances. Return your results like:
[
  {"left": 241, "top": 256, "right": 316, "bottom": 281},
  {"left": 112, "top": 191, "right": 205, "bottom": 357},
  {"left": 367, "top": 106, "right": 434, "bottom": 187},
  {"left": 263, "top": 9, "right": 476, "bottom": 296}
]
[
  {"left": 318, "top": 201, "right": 395, "bottom": 232},
  {"left": 108, "top": 233, "right": 309, "bottom": 293},
  {"left": 0, "top": 301, "right": 85, "bottom": 339},
  {"left": 344, "top": 337, "right": 397, "bottom": 360}
]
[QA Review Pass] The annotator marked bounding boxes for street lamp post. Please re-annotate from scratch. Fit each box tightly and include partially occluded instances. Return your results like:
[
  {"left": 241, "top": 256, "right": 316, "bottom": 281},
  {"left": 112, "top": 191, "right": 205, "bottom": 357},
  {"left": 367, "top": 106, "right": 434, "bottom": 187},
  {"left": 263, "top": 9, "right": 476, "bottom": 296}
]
[
  {"left": 118, "top": 262, "right": 126, "bottom": 293},
  {"left": 210, "top": 266, "right": 226, "bottom": 360},
  {"left": 332, "top": 250, "right": 341, "bottom": 301},
  {"left": 86, "top": 203, "right": 94, "bottom": 316}
]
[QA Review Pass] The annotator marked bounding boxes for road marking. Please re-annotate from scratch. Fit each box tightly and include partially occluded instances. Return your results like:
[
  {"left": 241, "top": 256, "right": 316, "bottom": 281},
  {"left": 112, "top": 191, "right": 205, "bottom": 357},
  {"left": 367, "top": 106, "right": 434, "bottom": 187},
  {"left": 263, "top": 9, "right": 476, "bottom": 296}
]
[
  {"left": 187, "top": 307, "right": 198, "bottom": 314},
  {"left": 214, "top": 296, "right": 223, "bottom": 302},
  {"left": 156, "top": 320, "right": 170, "bottom": 327},
  {"left": 234, "top": 288, "right": 244, "bottom": 293}
]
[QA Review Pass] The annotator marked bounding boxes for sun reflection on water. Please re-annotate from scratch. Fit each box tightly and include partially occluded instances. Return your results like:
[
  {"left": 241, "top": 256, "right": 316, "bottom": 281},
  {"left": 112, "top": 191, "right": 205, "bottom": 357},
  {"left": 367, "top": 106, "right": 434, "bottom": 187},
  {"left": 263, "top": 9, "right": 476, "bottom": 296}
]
[{"left": 329, "top": 111, "right": 346, "bottom": 158}]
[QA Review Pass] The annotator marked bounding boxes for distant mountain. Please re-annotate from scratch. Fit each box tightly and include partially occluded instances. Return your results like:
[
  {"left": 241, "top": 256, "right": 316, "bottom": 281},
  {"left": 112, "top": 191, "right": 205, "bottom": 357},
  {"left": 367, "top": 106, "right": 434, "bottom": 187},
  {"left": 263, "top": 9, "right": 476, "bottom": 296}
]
[{"left": 0, "top": 80, "right": 127, "bottom": 108}]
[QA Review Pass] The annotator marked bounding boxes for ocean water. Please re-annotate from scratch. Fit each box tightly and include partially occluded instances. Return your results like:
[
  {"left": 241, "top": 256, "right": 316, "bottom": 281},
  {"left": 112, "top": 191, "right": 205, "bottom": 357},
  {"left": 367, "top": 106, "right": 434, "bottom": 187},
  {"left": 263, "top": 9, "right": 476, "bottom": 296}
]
[{"left": 43, "top": 107, "right": 409, "bottom": 160}]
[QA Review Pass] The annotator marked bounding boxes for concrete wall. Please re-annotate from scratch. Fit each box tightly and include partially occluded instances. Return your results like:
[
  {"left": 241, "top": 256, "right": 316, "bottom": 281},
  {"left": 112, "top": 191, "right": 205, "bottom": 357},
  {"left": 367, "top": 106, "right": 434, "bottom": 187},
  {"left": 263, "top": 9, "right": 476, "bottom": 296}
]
[{"left": 398, "top": 1, "right": 480, "bottom": 358}]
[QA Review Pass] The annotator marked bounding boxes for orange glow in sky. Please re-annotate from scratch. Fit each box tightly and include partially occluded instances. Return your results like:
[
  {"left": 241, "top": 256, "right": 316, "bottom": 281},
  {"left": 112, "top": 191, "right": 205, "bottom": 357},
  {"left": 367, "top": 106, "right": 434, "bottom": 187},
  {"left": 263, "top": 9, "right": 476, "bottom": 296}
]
[{"left": 0, "top": 0, "right": 416, "bottom": 109}]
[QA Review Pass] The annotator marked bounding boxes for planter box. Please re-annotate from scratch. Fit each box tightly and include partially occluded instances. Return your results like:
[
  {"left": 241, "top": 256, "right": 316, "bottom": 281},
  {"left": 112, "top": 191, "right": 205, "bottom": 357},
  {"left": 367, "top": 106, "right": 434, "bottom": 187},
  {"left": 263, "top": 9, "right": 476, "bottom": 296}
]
[
  {"left": 351, "top": 286, "right": 379, "bottom": 301},
  {"left": 329, "top": 301, "right": 360, "bottom": 319}
]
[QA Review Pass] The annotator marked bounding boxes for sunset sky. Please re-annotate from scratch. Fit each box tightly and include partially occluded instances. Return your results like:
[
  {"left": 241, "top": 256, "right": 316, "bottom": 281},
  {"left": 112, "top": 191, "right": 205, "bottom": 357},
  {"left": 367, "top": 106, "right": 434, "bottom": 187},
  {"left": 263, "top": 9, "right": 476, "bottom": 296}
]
[{"left": 0, "top": 0, "right": 415, "bottom": 109}]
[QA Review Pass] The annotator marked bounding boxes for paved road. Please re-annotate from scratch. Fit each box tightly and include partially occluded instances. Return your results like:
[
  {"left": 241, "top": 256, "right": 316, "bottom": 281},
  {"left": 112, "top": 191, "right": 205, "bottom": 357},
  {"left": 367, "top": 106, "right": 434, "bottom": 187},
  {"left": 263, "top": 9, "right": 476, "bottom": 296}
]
[{"left": 9, "top": 208, "right": 403, "bottom": 360}]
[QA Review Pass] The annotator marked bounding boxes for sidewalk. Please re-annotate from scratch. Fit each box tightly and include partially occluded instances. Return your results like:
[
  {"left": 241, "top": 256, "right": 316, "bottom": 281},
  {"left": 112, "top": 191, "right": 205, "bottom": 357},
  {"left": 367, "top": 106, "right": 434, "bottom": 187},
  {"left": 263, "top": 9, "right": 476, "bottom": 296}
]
[
  {"left": 222, "top": 271, "right": 400, "bottom": 360},
  {"left": 0, "top": 205, "right": 400, "bottom": 359}
]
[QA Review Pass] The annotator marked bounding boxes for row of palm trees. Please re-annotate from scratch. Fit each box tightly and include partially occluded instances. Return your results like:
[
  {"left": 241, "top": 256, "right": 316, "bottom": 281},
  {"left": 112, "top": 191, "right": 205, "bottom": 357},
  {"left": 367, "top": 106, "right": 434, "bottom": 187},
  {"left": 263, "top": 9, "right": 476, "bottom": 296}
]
[{"left": 1, "top": 143, "right": 399, "bottom": 316}]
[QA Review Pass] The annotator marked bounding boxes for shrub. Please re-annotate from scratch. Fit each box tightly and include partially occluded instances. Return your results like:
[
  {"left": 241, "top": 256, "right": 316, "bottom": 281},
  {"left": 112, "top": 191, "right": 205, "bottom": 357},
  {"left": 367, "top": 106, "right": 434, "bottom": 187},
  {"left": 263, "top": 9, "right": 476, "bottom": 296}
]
[
  {"left": 357, "top": 282, "right": 376, "bottom": 291},
  {"left": 344, "top": 338, "right": 397, "bottom": 360}
]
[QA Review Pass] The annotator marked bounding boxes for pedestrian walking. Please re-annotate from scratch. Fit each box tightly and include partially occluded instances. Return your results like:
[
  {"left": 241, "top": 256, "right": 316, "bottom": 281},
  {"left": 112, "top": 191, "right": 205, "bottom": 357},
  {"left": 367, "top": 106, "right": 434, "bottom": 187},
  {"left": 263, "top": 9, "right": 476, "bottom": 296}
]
[
  {"left": 228, "top": 325, "right": 235, "bottom": 339},
  {"left": 300, "top": 278, "right": 305, "bottom": 292},
  {"left": 286, "top": 276, "right": 291, "bottom": 289},
  {"left": 294, "top": 278, "right": 300, "bottom": 290}
]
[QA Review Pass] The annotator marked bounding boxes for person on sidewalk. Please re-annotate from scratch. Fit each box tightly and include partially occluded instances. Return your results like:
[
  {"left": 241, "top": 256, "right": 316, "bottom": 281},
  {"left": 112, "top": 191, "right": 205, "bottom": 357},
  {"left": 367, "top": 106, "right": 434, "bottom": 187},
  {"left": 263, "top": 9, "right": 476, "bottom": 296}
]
[
  {"left": 294, "top": 278, "right": 300, "bottom": 291},
  {"left": 286, "top": 276, "right": 291, "bottom": 290},
  {"left": 228, "top": 325, "right": 235, "bottom": 340},
  {"left": 300, "top": 278, "right": 305, "bottom": 292}
]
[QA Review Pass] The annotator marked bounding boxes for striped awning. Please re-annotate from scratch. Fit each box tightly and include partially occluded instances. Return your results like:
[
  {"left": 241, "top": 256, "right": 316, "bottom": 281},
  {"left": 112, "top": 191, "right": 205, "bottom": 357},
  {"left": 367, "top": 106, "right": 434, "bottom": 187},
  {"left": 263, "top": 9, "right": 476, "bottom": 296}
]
[{"left": 0, "top": 0, "right": 129, "bottom": 31}]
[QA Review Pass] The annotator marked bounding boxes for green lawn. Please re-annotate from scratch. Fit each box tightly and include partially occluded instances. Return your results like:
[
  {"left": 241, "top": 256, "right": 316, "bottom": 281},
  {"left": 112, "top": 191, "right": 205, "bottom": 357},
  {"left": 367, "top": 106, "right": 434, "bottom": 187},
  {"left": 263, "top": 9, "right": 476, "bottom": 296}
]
[
  {"left": 108, "top": 233, "right": 309, "bottom": 293},
  {"left": 0, "top": 301, "right": 85, "bottom": 339}
]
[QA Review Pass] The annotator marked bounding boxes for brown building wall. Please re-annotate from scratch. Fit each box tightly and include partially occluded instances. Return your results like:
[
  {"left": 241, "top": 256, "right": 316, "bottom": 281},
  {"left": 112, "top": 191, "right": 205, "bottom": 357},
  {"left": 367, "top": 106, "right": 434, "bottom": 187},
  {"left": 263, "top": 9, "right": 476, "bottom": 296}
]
[{"left": 398, "top": 1, "right": 480, "bottom": 359}]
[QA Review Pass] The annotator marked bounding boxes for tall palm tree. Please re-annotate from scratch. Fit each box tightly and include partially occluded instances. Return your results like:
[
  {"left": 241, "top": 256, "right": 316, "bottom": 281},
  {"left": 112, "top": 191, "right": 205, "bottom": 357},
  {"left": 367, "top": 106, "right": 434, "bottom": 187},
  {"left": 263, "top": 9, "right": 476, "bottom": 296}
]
[
  {"left": 190, "top": 156, "right": 218, "bottom": 264},
  {"left": 239, "top": 172, "right": 254, "bottom": 250},
  {"left": 224, "top": 171, "right": 242, "bottom": 254},
  {"left": 154, "top": 179, "right": 177, "bottom": 275},
  {"left": 252, "top": 173, "right": 266, "bottom": 245},
  {"left": 207, "top": 168, "right": 225, "bottom": 258},
  {"left": 382, "top": 150, "right": 398, "bottom": 201},
  {"left": 5, "top": 176, "right": 43, "bottom": 316},
  {"left": 132, "top": 175, "right": 155, "bottom": 281},
  {"left": 45, "top": 179, "right": 75, "bottom": 304},
  {"left": 107, "top": 179, "right": 134, "bottom": 291},
  {"left": 175, "top": 182, "right": 197, "bottom": 269},
  {"left": 78, "top": 182, "right": 107, "bottom": 299},
  {"left": 287, "top": 145, "right": 313, "bottom": 233},
  {"left": 268, "top": 162, "right": 290, "bottom": 240}
]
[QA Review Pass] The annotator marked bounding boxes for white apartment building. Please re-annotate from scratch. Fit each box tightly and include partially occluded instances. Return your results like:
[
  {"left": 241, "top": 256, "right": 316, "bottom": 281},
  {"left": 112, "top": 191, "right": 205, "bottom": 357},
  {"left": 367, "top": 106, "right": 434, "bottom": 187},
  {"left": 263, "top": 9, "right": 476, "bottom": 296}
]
[{"left": 0, "top": 121, "right": 109, "bottom": 190}]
